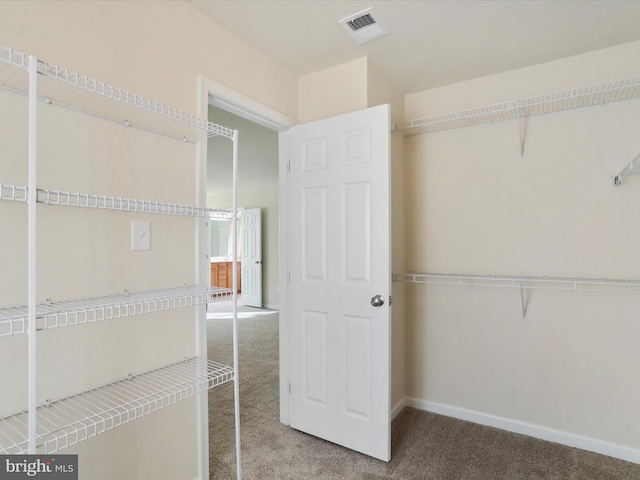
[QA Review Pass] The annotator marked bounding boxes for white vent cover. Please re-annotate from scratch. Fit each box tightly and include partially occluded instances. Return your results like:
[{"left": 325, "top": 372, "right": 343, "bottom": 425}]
[{"left": 338, "top": 7, "right": 391, "bottom": 44}]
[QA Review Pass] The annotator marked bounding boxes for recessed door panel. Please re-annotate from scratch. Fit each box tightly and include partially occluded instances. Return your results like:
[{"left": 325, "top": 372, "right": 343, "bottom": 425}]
[
  {"left": 303, "top": 137, "right": 328, "bottom": 171},
  {"left": 303, "top": 310, "right": 328, "bottom": 406},
  {"left": 302, "top": 187, "right": 327, "bottom": 281},
  {"left": 343, "top": 128, "right": 371, "bottom": 166},
  {"left": 344, "top": 314, "right": 372, "bottom": 419},
  {"left": 343, "top": 182, "right": 371, "bottom": 283}
]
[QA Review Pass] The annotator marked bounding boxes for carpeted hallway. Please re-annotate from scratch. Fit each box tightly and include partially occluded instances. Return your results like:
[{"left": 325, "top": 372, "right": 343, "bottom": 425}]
[{"left": 206, "top": 303, "right": 640, "bottom": 479}]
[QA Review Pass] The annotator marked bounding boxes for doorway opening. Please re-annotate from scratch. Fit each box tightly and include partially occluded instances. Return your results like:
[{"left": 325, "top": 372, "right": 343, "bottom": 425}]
[
  {"left": 205, "top": 99, "right": 284, "bottom": 478},
  {"left": 198, "top": 78, "right": 297, "bottom": 479},
  {"left": 206, "top": 105, "right": 278, "bottom": 310}
]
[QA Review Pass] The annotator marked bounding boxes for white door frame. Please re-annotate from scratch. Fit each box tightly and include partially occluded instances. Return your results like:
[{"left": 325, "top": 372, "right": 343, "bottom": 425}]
[{"left": 197, "top": 78, "right": 298, "bottom": 456}]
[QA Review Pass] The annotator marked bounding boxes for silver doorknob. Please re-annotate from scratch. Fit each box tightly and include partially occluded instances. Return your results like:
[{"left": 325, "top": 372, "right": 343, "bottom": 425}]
[{"left": 370, "top": 295, "right": 385, "bottom": 307}]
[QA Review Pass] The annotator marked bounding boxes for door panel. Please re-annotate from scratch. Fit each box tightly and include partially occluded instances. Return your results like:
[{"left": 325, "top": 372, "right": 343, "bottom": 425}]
[
  {"left": 343, "top": 314, "right": 371, "bottom": 418},
  {"left": 303, "top": 310, "right": 328, "bottom": 406},
  {"left": 288, "top": 104, "right": 391, "bottom": 461},
  {"left": 343, "top": 182, "right": 371, "bottom": 282},
  {"left": 302, "top": 187, "right": 328, "bottom": 280}
]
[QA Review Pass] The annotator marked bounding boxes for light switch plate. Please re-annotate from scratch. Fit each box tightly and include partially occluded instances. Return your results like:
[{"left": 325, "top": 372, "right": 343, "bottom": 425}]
[{"left": 131, "top": 221, "right": 151, "bottom": 251}]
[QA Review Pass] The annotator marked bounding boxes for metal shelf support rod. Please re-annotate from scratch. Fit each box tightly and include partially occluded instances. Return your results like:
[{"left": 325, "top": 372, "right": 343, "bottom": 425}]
[
  {"left": 27, "top": 54, "right": 37, "bottom": 455},
  {"left": 231, "top": 129, "right": 242, "bottom": 480}
]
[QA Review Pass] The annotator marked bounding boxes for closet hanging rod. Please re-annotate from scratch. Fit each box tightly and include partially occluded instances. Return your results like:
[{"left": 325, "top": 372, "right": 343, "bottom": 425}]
[
  {"left": 394, "top": 272, "right": 640, "bottom": 294},
  {"left": 396, "top": 75, "right": 640, "bottom": 137},
  {"left": 395, "top": 272, "right": 640, "bottom": 319},
  {"left": 612, "top": 152, "right": 640, "bottom": 185}
]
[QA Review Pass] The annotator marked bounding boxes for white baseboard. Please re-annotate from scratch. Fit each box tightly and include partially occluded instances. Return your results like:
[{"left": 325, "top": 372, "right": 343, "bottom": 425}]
[
  {"left": 391, "top": 397, "right": 408, "bottom": 420},
  {"left": 398, "top": 397, "right": 640, "bottom": 465},
  {"left": 264, "top": 304, "right": 279, "bottom": 311}
]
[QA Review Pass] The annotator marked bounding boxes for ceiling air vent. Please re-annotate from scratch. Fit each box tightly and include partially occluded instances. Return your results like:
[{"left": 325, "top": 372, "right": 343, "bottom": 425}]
[
  {"left": 339, "top": 7, "right": 391, "bottom": 44},
  {"left": 347, "top": 13, "right": 376, "bottom": 31}
]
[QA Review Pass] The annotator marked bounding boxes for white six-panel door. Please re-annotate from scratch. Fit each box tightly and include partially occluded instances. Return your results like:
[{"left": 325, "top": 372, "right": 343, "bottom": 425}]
[
  {"left": 241, "top": 207, "right": 262, "bottom": 307},
  {"left": 287, "top": 105, "right": 391, "bottom": 461}
]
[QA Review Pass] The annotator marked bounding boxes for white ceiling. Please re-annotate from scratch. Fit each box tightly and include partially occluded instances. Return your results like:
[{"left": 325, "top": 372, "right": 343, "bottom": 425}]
[
  {"left": 195, "top": 0, "right": 640, "bottom": 198},
  {"left": 188, "top": 0, "right": 640, "bottom": 94}
]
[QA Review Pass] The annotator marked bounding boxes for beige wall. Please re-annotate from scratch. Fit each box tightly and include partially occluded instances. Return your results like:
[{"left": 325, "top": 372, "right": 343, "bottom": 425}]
[
  {"left": 0, "top": 0, "right": 297, "bottom": 120},
  {"left": 367, "top": 60, "right": 405, "bottom": 125},
  {"left": 403, "top": 40, "right": 640, "bottom": 458},
  {"left": 298, "top": 57, "right": 368, "bottom": 123},
  {"left": 298, "top": 55, "right": 405, "bottom": 123},
  {"left": 0, "top": 1, "right": 297, "bottom": 479}
]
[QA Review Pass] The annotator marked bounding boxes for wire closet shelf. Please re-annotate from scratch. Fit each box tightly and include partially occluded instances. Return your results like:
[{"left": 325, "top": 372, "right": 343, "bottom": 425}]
[
  {"left": 395, "top": 272, "right": 640, "bottom": 320},
  {"left": 0, "top": 285, "right": 233, "bottom": 337},
  {"left": 0, "top": 183, "right": 233, "bottom": 219},
  {"left": 0, "top": 184, "right": 27, "bottom": 202},
  {"left": 395, "top": 75, "right": 640, "bottom": 137},
  {"left": 0, "top": 357, "right": 234, "bottom": 455},
  {"left": 0, "top": 44, "right": 232, "bottom": 142},
  {"left": 1, "top": 42, "right": 243, "bottom": 477},
  {"left": 394, "top": 272, "right": 640, "bottom": 294}
]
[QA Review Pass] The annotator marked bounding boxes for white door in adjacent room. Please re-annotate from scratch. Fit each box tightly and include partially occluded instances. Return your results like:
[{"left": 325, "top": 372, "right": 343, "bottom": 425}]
[
  {"left": 241, "top": 207, "right": 262, "bottom": 307},
  {"left": 287, "top": 104, "right": 391, "bottom": 461}
]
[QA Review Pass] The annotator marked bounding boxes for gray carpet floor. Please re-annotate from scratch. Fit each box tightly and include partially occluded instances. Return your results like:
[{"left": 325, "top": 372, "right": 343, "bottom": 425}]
[{"left": 206, "top": 303, "right": 640, "bottom": 479}]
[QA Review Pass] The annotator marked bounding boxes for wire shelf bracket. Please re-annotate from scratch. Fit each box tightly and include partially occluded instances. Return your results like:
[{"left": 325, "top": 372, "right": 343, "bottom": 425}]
[
  {"left": 393, "top": 272, "right": 640, "bottom": 319},
  {"left": 612, "top": 152, "right": 640, "bottom": 186}
]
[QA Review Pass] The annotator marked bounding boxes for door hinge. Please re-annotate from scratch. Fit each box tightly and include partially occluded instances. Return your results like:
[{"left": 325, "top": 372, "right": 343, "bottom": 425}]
[
  {"left": 288, "top": 382, "right": 292, "bottom": 394},
  {"left": 389, "top": 295, "right": 393, "bottom": 305},
  {"left": 288, "top": 271, "right": 290, "bottom": 284}
]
